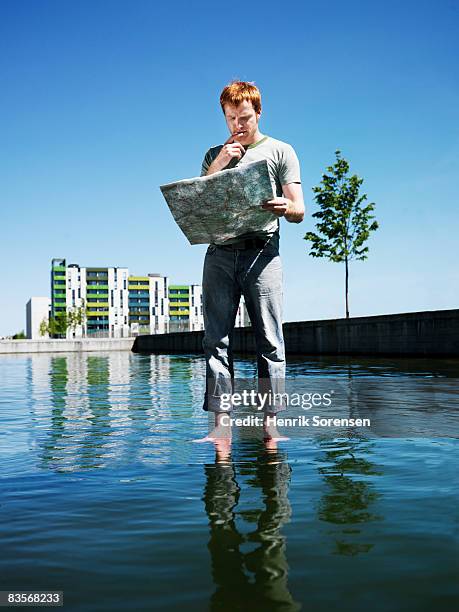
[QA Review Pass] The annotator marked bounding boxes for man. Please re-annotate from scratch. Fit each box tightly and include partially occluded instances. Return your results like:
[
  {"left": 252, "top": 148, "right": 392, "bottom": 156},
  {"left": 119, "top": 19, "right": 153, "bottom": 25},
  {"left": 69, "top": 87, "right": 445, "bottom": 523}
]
[{"left": 194, "top": 81, "right": 304, "bottom": 443}]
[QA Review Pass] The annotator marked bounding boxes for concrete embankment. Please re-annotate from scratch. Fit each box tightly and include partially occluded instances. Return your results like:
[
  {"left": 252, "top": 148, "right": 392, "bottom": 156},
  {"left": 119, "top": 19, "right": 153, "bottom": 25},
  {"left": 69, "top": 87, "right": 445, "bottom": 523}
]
[
  {"left": 0, "top": 338, "right": 135, "bottom": 354},
  {"left": 133, "top": 309, "right": 459, "bottom": 357}
]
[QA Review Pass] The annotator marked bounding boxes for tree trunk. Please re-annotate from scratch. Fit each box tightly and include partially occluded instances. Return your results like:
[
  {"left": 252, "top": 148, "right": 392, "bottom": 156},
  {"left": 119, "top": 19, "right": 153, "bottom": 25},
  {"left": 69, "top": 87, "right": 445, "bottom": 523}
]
[{"left": 345, "top": 257, "right": 349, "bottom": 319}]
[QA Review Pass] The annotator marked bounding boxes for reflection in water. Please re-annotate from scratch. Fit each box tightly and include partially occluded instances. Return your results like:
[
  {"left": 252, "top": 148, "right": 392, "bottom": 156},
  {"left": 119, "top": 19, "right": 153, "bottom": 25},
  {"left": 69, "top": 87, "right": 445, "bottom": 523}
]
[
  {"left": 42, "top": 357, "right": 68, "bottom": 467},
  {"left": 316, "top": 439, "right": 382, "bottom": 556},
  {"left": 203, "top": 445, "right": 302, "bottom": 612},
  {"left": 313, "top": 367, "right": 382, "bottom": 556},
  {"left": 31, "top": 353, "right": 208, "bottom": 471},
  {"left": 86, "top": 356, "right": 111, "bottom": 467},
  {"left": 201, "top": 438, "right": 383, "bottom": 610},
  {"left": 285, "top": 355, "right": 459, "bottom": 379}
]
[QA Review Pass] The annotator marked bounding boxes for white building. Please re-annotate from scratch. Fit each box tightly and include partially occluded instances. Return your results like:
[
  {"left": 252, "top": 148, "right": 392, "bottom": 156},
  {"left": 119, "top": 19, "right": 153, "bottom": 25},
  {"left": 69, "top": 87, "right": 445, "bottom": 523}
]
[
  {"left": 106, "top": 267, "right": 130, "bottom": 338},
  {"left": 189, "top": 284, "right": 203, "bottom": 331},
  {"left": 235, "top": 297, "right": 250, "bottom": 328},
  {"left": 52, "top": 259, "right": 130, "bottom": 339},
  {"left": 26, "top": 297, "right": 51, "bottom": 339},
  {"left": 148, "top": 273, "right": 169, "bottom": 334},
  {"left": 65, "top": 263, "right": 85, "bottom": 339}
]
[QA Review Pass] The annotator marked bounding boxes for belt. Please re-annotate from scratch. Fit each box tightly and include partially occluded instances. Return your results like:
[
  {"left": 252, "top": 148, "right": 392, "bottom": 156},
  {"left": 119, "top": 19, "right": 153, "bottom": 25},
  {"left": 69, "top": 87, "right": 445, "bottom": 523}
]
[{"left": 216, "top": 237, "right": 269, "bottom": 251}]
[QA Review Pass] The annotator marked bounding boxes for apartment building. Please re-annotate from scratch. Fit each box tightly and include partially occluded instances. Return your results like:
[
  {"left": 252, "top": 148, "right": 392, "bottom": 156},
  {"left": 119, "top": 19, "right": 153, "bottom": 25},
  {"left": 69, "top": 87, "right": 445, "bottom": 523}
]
[
  {"left": 168, "top": 285, "right": 199, "bottom": 332},
  {"left": 168, "top": 284, "right": 206, "bottom": 332},
  {"left": 51, "top": 259, "right": 129, "bottom": 338},
  {"left": 128, "top": 273, "right": 169, "bottom": 335},
  {"left": 168, "top": 284, "right": 249, "bottom": 332}
]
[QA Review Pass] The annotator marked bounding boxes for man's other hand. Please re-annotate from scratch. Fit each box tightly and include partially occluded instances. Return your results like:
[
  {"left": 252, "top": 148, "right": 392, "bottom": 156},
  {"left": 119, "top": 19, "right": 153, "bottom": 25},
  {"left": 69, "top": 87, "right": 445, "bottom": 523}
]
[
  {"left": 262, "top": 183, "right": 305, "bottom": 223},
  {"left": 261, "top": 197, "right": 290, "bottom": 217}
]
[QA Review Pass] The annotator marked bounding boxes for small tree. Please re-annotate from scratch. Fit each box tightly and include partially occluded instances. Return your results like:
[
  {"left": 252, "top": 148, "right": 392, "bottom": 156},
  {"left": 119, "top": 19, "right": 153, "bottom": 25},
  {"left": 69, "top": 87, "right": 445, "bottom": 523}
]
[
  {"left": 67, "top": 299, "right": 87, "bottom": 337},
  {"left": 304, "top": 150, "right": 378, "bottom": 318},
  {"left": 48, "top": 311, "right": 68, "bottom": 338},
  {"left": 39, "top": 318, "right": 49, "bottom": 337},
  {"left": 40, "top": 300, "right": 88, "bottom": 338}
]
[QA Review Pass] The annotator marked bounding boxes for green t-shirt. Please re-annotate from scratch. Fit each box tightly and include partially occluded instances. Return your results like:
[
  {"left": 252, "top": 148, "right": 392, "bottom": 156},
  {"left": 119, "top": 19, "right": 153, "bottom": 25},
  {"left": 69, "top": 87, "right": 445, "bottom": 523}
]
[{"left": 200, "top": 135, "right": 301, "bottom": 244}]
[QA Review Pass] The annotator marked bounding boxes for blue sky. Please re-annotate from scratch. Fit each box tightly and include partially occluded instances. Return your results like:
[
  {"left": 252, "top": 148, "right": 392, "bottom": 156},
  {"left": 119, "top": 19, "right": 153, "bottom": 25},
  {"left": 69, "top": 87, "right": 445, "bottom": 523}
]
[{"left": 1, "top": 0, "right": 458, "bottom": 336}]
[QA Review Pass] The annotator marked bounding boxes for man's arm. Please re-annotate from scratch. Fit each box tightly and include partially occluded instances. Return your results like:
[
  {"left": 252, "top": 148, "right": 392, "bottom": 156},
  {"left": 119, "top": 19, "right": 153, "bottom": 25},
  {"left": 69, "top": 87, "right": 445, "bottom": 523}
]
[
  {"left": 283, "top": 182, "right": 305, "bottom": 223},
  {"left": 261, "top": 182, "right": 305, "bottom": 223}
]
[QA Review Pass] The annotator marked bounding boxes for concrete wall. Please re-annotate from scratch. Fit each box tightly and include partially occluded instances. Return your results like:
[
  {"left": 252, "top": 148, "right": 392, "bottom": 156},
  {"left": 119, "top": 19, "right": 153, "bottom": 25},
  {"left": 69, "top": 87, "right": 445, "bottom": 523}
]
[
  {"left": 0, "top": 337, "right": 135, "bottom": 354},
  {"left": 132, "top": 309, "right": 459, "bottom": 357}
]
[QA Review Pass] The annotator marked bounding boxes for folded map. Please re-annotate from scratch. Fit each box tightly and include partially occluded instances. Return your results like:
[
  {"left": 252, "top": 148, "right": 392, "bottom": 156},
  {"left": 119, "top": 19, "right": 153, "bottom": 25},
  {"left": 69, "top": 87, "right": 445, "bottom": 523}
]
[{"left": 159, "top": 159, "right": 275, "bottom": 245}]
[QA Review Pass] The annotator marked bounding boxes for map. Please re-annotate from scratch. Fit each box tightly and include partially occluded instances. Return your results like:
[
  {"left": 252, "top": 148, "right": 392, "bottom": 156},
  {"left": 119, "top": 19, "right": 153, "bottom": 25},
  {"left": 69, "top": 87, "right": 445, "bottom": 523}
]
[{"left": 159, "top": 160, "right": 275, "bottom": 245}]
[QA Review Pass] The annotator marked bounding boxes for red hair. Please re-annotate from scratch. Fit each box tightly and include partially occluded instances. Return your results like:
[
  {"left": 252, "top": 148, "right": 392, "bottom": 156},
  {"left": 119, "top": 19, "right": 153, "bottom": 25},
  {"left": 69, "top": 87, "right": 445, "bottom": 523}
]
[{"left": 219, "top": 81, "right": 262, "bottom": 114}]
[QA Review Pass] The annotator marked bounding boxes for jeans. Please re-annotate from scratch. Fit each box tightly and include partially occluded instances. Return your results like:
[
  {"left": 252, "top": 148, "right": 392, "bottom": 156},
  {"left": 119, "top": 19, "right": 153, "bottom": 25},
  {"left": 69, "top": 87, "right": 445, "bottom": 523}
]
[{"left": 202, "top": 233, "right": 286, "bottom": 414}]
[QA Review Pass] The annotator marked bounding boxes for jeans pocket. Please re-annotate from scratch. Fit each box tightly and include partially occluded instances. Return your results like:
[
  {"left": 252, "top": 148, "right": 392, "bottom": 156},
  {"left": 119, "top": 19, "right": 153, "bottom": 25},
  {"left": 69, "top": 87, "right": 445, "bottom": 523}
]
[
  {"left": 259, "top": 242, "right": 279, "bottom": 260},
  {"left": 253, "top": 254, "right": 283, "bottom": 295},
  {"left": 206, "top": 244, "right": 217, "bottom": 255}
]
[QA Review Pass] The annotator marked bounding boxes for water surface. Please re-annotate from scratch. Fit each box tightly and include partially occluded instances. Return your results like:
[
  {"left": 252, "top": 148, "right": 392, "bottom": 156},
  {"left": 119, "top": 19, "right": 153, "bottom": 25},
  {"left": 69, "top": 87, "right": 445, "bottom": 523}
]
[{"left": 0, "top": 352, "right": 458, "bottom": 611}]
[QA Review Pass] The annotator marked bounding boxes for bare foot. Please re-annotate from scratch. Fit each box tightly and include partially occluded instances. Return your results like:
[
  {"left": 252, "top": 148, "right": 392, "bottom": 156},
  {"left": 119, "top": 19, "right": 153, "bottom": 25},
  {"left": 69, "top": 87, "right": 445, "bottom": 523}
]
[
  {"left": 193, "top": 413, "right": 232, "bottom": 443},
  {"left": 192, "top": 426, "right": 232, "bottom": 443}
]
